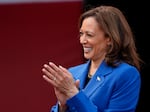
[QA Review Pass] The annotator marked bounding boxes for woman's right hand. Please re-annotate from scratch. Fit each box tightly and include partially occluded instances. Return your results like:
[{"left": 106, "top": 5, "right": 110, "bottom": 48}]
[{"left": 54, "top": 79, "right": 80, "bottom": 106}]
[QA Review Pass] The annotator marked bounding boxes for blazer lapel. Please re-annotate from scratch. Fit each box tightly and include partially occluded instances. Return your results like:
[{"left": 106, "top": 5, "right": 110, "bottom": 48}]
[
  {"left": 83, "top": 61, "right": 113, "bottom": 97},
  {"left": 78, "top": 61, "right": 90, "bottom": 90}
]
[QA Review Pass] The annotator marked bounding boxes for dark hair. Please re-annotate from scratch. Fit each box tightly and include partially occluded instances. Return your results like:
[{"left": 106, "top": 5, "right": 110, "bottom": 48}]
[{"left": 79, "top": 5, "right": 143, "bottom": 70}]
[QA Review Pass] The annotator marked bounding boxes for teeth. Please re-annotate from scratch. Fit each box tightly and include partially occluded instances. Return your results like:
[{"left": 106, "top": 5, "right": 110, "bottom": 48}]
[{"left": 83, "top": 47, "right": 92, "bottom": 52}]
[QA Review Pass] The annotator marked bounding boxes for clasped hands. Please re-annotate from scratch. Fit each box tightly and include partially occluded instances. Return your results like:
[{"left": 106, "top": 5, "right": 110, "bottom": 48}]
[{"left": 42, "top": 62, "right": 80, "bottom": 107}]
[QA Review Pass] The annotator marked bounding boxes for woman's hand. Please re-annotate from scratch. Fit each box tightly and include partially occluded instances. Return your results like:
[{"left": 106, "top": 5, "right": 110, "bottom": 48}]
[{"left": 42, "top": 62, "right": 79, "bottom": 104}]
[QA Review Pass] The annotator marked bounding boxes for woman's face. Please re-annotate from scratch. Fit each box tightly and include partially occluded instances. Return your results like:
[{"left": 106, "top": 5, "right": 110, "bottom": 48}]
[{"left": 80, "top": 17, "right": 110, "bottom": 61}]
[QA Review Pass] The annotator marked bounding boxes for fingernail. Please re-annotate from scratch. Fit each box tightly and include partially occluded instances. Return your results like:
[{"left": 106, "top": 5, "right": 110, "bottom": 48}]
[
  {"left": 44, "top": 64, "right": 47, "bottom": 67},
  {"left": 59, "top": 65, "right": 63, "bottom": 68},
  {"left": 49, "top": 62, "right": 53, "bottom": 65}
]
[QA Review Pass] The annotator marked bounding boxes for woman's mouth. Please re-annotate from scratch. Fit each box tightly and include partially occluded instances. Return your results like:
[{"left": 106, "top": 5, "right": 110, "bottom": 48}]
[{"left": 83, "top": 47, "right": 92, "bottom": 53}]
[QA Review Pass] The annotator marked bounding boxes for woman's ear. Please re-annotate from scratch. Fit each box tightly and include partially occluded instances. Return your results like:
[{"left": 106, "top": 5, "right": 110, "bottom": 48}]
[{"left": 106, "top": 37, "right": 111, "bottom": 46}]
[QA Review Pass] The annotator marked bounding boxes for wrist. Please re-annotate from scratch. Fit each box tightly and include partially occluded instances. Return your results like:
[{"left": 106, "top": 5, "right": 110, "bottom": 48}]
[{"left": 67, "top": 88, "right": 79, "bottom": 98}]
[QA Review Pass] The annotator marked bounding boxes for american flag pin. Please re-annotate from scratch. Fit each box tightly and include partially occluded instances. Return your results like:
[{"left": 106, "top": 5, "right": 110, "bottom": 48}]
[{"left": 96, "top": 76, "right": 101, "bottom": 81}]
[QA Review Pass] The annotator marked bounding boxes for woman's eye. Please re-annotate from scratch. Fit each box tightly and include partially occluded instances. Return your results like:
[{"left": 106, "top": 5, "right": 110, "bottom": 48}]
[
  {"left": 79, "top": 32, "right": 93, "bottom": 38},
  {"left": 87, "top": 34, "right": 93, "bottom": 37},
  {"left": 79, "top": 32, "right": 83, "bottom": 36}
]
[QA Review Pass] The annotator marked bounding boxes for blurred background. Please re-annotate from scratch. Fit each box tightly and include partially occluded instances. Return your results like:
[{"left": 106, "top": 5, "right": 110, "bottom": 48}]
[{"left": 0, "top": 0, "right": 149, "bottom": 112}]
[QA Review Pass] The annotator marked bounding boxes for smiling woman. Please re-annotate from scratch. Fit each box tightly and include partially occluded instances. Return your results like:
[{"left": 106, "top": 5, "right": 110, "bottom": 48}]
[{"left": 42, "top": 5, "right": 142, "bottom": 112}]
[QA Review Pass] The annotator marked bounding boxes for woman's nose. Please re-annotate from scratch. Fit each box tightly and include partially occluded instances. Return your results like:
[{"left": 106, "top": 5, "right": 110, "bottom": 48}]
[{"left": 80, "top": 35, "right": 87, "bottom": 44}]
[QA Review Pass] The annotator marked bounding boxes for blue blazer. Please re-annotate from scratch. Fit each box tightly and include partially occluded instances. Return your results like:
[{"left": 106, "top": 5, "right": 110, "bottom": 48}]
[{"left": 51, "top": 60, "right": 141, "bottom": 112}]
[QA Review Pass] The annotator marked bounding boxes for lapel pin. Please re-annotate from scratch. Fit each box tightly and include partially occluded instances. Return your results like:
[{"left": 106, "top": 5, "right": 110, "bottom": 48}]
[{"left": 96, "top": 76, "right": 101, "bottom": 81}]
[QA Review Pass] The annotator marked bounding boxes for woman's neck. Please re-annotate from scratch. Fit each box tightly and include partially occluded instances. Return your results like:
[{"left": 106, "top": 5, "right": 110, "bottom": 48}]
[{"left": 89, "top": 59, "right": 103, "bottom": 76}]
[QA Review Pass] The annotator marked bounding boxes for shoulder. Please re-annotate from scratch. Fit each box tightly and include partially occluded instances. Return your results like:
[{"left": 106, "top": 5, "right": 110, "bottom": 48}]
[
  {"left": 113, "top": 62, "right": 141, "bottom": 83},
  {"left": 68, "top": 62, "right": 87, "bottom": 72},
  {"left": 116, "top": 62, "right": 140, "bottom": 74},
  {"left": 67, "top": 61, "right": 89, "bottom": 79}
]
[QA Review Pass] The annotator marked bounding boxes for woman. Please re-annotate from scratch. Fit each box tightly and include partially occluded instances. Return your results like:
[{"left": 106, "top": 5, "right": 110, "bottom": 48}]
[{"left": 42, "top": 5, "right": 142, "bottom": 112}]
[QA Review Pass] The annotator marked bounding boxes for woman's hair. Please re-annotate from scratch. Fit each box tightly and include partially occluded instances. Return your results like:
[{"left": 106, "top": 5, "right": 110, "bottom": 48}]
[{"left": 79, "top": 5, "right": 143, "bottom": 70}]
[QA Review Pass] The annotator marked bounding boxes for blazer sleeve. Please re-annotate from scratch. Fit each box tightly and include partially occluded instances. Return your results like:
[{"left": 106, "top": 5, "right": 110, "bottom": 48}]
[{"left": 66, "top": 90, "right": 99, "bottom": 112}]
